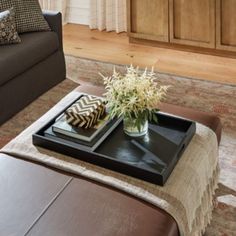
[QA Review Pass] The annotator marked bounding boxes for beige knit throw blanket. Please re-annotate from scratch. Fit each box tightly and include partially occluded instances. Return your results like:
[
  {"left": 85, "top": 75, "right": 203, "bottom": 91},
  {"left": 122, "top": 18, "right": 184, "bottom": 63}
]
[{"left": 0, "top": 91, "right": 219, "bottom": 236}]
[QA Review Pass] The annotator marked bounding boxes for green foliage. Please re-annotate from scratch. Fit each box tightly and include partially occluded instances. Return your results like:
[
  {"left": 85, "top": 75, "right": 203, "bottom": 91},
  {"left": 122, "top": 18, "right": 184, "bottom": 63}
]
[{"left": 100, "top": 65, "right": 169, "bottom": 130}]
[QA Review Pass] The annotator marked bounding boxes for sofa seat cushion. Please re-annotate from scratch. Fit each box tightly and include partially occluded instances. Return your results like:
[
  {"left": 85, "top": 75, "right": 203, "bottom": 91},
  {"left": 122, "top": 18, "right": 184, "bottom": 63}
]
[{"left": 0, "top": 31, "right": 59, "bottom": 86}]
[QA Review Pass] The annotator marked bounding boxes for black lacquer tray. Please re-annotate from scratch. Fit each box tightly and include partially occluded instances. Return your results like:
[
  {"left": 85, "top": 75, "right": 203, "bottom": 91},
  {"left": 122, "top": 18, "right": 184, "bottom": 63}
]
[{"left": 33, "top": 94, "right": 196, "bottom": 186}]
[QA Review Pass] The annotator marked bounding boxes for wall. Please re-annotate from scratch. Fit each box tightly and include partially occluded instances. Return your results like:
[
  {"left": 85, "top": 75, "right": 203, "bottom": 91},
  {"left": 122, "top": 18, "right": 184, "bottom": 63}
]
[
  {"left": 39, "top": 0, "right": 68, "bottom": 23},
  {"left": 66, "top": 0, "right": 90, "bottom": 25}
]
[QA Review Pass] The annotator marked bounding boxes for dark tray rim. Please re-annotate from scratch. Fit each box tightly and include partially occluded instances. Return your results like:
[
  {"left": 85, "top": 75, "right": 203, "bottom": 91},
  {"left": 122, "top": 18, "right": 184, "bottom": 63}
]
[{"left": 32, "top": 92, "right": 196, "bottom": 186}]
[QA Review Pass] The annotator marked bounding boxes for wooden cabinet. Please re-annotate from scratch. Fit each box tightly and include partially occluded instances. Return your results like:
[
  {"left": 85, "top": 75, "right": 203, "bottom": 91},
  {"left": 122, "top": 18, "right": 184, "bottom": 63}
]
[
  {"left": 127, "top": 0, "right": 169, "bottom": 42},
  {"left": 169, "top": 0, "right": 215, "bottom": 48},
  {"left": 127, "top": 0, "right": 236, "bottom": 57},
  {"left": 216, "top": 0, "right": 236, "bottom": 52}
]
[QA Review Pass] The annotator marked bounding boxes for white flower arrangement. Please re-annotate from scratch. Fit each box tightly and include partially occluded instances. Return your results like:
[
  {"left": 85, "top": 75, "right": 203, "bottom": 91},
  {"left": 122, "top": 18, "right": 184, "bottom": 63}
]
[{"left": 101, "top": 65, "right": 169, "bottom": 130}]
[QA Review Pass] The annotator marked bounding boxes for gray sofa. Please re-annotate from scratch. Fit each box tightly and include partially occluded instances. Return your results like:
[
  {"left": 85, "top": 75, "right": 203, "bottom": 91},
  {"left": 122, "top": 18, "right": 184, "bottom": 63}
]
[{"left": 0, "top": 11, "right": 66, "bottom": 125}]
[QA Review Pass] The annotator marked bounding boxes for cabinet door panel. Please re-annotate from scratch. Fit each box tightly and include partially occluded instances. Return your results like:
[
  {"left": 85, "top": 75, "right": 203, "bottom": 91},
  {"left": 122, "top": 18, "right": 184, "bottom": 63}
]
[
  {"left": 216, "top": 0, "right": 236, "bottom": 51},
  {"left": 169, "top": 0, "right": 215, "bottom": 48},
  {"left": 127, "top": 0, "right": 169, "bottom": 42}
]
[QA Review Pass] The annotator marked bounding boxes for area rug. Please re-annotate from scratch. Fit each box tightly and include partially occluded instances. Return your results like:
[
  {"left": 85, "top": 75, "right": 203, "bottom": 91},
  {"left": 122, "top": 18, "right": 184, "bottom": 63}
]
[{"left": 0, "top": 71, "right": 236, "bottom": 235}]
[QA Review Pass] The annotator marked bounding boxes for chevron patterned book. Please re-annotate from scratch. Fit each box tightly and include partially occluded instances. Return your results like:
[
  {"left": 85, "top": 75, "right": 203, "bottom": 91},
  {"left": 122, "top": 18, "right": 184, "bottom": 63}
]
[
  {"left": 52, "top": 113, "right": 110, "bottom": 142},
  {"left": 65, "top": 95, "right": 106, "bottom": 129}
]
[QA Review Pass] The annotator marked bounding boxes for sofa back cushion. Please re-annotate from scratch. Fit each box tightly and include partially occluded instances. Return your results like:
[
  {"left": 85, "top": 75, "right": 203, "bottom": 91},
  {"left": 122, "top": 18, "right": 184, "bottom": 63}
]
[
  {"left": 0, "top": 0, "right": 50, "bottom": 33},
  {"left": 0, "top": 8, "right": 21, "bottom": 45}
]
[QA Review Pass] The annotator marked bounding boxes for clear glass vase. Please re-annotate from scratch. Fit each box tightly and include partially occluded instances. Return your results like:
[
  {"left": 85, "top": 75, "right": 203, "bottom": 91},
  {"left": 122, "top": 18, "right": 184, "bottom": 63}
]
[{"left": 123, "top": 115, "right": 148, "bottom": 137}]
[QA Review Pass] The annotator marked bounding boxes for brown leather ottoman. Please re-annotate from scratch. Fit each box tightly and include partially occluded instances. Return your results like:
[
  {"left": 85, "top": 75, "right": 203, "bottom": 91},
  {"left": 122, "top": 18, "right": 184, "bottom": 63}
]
[{"left": 0, "top": 85, "right": 222, "bottom": 236}]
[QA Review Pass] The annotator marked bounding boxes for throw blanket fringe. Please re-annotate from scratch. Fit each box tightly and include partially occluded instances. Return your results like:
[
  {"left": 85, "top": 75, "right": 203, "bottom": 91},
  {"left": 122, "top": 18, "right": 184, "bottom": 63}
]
[{"left": 191, "top": 165, "right": 219, "bottom": 236}]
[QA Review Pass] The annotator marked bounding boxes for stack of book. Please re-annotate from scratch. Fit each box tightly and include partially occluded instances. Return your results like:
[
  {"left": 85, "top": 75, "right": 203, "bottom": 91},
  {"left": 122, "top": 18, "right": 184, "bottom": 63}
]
[{"left": 44, "top": 111, "right": 121, "bottom": 152}]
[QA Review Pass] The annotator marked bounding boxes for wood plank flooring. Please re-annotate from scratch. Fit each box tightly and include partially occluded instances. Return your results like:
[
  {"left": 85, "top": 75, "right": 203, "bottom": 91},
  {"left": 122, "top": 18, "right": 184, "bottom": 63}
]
[{"left": 63, "top": 24, "right": 236, "bottom": 85}]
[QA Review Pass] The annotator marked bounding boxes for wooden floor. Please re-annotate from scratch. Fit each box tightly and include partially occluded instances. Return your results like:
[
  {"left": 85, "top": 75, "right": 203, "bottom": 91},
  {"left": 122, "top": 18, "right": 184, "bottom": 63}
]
[{"left": 63, "top": 24, "right": 236, "bottom": 85}]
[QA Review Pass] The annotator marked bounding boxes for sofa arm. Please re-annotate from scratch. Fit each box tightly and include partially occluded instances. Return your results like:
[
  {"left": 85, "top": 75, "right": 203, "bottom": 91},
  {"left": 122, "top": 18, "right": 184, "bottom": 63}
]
[{"left": 43, "top": 11, "right": 63, "bottom": 51}]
